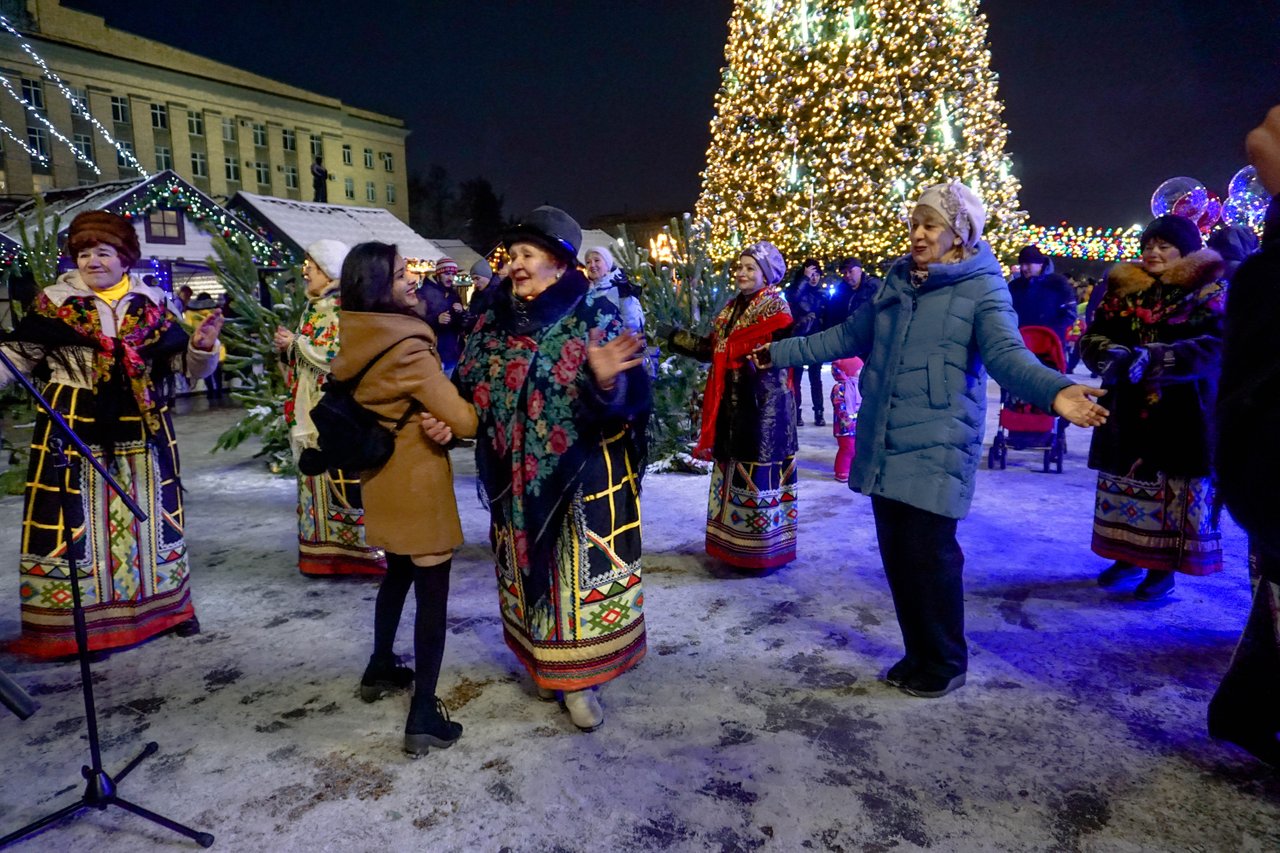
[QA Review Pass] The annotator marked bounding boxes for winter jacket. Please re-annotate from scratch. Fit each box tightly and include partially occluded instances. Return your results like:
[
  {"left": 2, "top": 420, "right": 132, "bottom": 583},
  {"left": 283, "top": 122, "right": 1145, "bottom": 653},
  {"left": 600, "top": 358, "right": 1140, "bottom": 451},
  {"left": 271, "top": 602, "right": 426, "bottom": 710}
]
[
  {"left": 417, "top": 277, "right": 466, "bottom": 366},
  {"left": 1007, "top": 269, "right": 1077, "bottom": 340},
  {"left": 331, "top": 311, "right": 478, "bottom": 556},
  {"left": 1216, "top": 198, "right": 1280, "bottom": 570},
  {"left": 1080, "top": 249, "right": 1226, "bottom": 479},
  {"left": 771, "top": 242, "right": 1072, "bottom": 519},
  {"left": 786, "top": 280, "right": 827, "bottom": 338},
  {"left": 825, "top": 277, "right": 879, "bottom": 329}
]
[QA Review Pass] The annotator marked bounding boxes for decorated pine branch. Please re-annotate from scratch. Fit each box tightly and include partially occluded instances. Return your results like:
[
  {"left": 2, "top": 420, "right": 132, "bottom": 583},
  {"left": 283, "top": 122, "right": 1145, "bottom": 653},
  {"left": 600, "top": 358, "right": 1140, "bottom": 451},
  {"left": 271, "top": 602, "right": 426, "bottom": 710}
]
[{"left": 16, "top": 197, "right": 61, "bottom": 289}]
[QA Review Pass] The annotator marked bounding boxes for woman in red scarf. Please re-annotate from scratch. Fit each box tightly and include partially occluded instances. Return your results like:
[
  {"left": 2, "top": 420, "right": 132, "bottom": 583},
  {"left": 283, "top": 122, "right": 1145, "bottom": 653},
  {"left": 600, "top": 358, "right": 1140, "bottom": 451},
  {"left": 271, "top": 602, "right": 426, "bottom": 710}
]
[{"left": 660, "top": 241, "right": 798, "bottom": 568}]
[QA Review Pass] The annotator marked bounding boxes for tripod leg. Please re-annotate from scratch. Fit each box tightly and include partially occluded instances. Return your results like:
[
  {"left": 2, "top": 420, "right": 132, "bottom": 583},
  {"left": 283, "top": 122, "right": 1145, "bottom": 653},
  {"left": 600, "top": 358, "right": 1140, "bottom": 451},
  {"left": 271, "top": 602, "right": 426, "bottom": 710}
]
[
  {"left": 112, "top": 741, "right": 159, "bottom": 783},
  {"left": 0, "top": 801, "right": 88, "bottom": 848},
  {"left": 110, "top": 797, "right": 214, "bottom": 848}
]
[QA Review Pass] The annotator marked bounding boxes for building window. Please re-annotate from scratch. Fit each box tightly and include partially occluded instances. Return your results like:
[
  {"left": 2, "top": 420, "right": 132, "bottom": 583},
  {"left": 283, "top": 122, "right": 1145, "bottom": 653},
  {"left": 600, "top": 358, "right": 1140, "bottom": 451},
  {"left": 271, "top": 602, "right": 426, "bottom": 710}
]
[
  {"left": 73, "top": 133, "right": 93, "bottom": 161},
  {"left": 191, "top": 151, "right": 208, "bottom": 178},
  {"left": 386, "top": 183, "right": 396, "bottom": 204},
  {"left": 69, "top": 86, "right": 89, "bottom": 113},
  {"left": 252, "top": 123, "right": 266, "bottom": 147},
  {"left": 155, "top": 145, "right": 173, "bottom": 171},
  {"left": 111, "top": 96, "right": 130, "bottom": 124},
  {"left": 310, "top": 134, "right": 323, "bottom": 158},
  {"left": 224, "top": 157, "right": 240, "bottom": 182},
  {"left": 282, "top": 128, "right": 296, "bottom": 151},
  {"left": 382, "top": 152, "right": 394, "bottom": 172},
  {"left": 284, "top": 165, "right": 298, "bottom": 189},
  {"left": 365, "top": 181, "right": 376, "bottom": 202},
  {"left": 363, "top": 148, "right": 373, "bottom": 169},
  {"left": 222, "top": 117, "right": 236, "bottom": 142},
  {"left": 255, "top": 161, "right": 270, "bottom": 185},
  {"left": 117, "top": 140, "right": 136, "bottom": 169},
  {"left": 21, "top": 78, "right": 44, "bottom": 111},
  {"left": 344, "top": 177, "right": 354, "bottom": 199},
  {"left": 151, "top": 103, "right": 168, "bottom": 129},
  {"left": 188, "top": 111, "right": 204, "bottom": 136},
  {"left": 145, "top": 208, "right": 184, "bottom": 244},
  {"left": 342, "top": 144, "right": 352, "bottom": 166},
  {"left": 26, "top": 126, "right": 48, "bottom": 159}
]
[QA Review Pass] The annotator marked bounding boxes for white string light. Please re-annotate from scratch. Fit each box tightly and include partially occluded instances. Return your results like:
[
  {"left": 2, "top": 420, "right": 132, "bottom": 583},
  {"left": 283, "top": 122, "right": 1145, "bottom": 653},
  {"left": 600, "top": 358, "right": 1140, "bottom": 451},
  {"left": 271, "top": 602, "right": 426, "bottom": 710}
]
[
  {"left": 0, "top": 14, "right": 150, "bottom": 177},
  {"left": 0, "top": 72, "right": 100, "bottom": 174},
  {"left": 0, "top": 116, "right": 47, "bottom": 163}
]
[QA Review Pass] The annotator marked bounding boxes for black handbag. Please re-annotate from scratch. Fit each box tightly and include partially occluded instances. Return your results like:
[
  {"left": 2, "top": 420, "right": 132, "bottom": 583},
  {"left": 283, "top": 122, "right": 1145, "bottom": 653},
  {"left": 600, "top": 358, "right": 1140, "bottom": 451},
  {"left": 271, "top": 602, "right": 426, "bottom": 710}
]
[{"left": 305, "top": 339, "right": 424, "bottom": 475}]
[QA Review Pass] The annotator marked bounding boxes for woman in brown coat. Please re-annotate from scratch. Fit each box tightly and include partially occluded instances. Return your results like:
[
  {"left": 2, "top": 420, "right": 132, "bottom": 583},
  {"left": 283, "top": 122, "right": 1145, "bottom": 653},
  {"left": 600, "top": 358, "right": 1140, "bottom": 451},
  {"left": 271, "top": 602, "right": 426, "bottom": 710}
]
[{"left": 330, "top": 241, "right": 478, "bottom": 755}]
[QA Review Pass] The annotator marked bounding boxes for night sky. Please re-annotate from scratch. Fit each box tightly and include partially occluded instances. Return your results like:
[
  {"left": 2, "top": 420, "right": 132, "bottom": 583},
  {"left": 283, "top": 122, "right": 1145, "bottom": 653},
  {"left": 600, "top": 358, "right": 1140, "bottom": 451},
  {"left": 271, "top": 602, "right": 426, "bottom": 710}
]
[{"left": 60, "top": 1, "right": 1280, "bottom": 231}]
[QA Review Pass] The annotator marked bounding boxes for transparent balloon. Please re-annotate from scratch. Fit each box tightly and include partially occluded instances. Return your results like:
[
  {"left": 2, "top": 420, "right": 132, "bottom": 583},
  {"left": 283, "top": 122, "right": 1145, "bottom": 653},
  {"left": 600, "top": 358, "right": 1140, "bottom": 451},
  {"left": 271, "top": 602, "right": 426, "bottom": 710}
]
[
  {"left": 1196, "top": 194, "right": 1223, "bottom": 232},
  {"left": 1221, "top": 193, "right": 1268, "bottom": 231},
  {"left": 1151, "top": 177, "right": 1208, "bottom": 218},
  {"left": 1228, "top": 165, "right": 1267, "bottom": 202}
]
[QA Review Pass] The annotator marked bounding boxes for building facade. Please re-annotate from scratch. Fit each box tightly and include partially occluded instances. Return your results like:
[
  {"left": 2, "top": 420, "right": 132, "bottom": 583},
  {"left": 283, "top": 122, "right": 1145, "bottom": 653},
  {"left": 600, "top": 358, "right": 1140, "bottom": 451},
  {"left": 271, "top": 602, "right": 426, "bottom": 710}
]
[{"left": 0, "top": 0, "right": 410, "bottom": 220}]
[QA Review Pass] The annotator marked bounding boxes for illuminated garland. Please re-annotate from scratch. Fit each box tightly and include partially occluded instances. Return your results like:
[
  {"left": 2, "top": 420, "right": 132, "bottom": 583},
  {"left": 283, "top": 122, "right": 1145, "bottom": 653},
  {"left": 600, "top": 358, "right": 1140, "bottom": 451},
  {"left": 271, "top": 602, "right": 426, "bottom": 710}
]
[
  {"left": 696, "top": 0, "right": 1026, "bottom": 263},
  {"left": 1016, "top": 225, "right": 1142, "bottom": 262},
  {"left": 0, "top": 14, "right": 150, "bottom": 177},
  {"left": 0, "top": 115, "right": 47, "bottom": 163}
]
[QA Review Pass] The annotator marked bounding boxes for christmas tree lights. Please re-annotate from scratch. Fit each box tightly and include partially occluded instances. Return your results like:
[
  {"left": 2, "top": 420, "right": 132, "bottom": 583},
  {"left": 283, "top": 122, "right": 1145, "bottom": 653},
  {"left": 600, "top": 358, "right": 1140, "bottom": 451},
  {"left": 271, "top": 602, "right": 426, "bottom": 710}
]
[{"left": 696, "top": 0, "right": 1027, "bottom": 264}]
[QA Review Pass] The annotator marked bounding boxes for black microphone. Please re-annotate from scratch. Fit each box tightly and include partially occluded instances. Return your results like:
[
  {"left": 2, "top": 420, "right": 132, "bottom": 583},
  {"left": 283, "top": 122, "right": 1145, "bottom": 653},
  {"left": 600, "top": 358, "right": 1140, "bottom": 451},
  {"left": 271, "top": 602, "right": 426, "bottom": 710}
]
[{"left": 0, "top": 667, "right": 39, "bottom": 720}]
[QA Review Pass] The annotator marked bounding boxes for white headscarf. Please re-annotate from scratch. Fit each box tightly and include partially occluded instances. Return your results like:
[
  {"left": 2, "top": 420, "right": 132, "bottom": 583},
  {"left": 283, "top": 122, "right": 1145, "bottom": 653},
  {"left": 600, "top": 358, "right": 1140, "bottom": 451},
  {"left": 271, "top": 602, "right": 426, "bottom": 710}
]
[{"left": 914, "top": 181, "right": 986, "bottom": 249}]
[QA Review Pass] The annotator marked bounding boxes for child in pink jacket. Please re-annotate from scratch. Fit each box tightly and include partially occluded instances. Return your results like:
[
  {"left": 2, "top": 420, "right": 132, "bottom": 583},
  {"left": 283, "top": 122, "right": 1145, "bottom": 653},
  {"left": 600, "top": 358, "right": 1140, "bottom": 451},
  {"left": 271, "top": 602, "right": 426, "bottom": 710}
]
[{"left": 830, "top": 356, "right": 863, "bottom": 481}]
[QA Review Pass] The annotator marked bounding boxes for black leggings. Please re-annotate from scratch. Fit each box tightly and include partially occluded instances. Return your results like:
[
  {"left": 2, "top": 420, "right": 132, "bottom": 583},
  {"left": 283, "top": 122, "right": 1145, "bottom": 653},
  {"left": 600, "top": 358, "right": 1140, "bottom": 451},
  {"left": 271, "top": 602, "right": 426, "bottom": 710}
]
[{"left": 372, "top": 553, "right": 452, "bottom": 698}]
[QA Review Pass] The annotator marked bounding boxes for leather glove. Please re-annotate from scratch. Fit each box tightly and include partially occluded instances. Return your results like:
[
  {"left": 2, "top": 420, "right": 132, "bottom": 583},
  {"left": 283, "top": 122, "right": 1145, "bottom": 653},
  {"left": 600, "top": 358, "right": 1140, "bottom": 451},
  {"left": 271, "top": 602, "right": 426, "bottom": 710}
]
[
  {"left": 1097, "top": 344, "right": 1134, "bottom": 384},
  {"left": 1126, "top": 346, "right": 1150, "bottom": 383}
]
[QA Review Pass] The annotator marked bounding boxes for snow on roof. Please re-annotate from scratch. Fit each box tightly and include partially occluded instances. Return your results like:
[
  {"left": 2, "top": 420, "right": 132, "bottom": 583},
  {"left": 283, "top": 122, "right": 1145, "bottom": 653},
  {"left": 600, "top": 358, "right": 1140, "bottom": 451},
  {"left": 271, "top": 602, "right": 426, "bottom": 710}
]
[
  {"left": 229, "top": 192, "right": 442, "bottom": 261},
  {"left": 427, "top": 239, "right": 484, "bottom": 274}
]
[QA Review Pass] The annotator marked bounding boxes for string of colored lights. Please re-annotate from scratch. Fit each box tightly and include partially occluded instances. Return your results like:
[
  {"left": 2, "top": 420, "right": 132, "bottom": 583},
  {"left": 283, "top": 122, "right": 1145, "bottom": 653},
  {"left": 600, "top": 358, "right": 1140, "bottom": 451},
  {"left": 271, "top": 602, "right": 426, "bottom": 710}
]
[
  {"left": 696, "top": 0, "right": 1026, "bottom": 262},
  {"left": 1016, "top": 225, "right": 1142, "bottom": 262},
  {"left": 0, "top": 14, "right": 151, "bottom": 177}
]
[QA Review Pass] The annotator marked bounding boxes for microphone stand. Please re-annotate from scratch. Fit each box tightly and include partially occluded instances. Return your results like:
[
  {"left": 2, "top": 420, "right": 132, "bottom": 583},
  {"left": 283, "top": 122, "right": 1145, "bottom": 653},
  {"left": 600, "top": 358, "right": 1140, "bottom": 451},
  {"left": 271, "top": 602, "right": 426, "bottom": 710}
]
[{"left": 0, "top": 348, "right": 213, "bottom": 849}]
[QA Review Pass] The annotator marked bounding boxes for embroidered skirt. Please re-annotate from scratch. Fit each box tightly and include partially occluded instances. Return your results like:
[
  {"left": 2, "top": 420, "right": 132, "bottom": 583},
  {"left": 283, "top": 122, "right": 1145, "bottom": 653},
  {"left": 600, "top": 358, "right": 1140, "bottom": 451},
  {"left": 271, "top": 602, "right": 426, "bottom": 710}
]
[
  {"left": 11, "top": 385, "right": 193, "bottom": 658},
  {"left": 492, "top": 430, "right": 646, "bottom": 691},
  {"left": 296, "top": 469, "right": 384, "bottom": 576},
  {"left": 706, "top": 455, "right": 798, "bottom": 569},
  {"left": 1091, "top": 471, "right": 1222, "bottom": 575}
]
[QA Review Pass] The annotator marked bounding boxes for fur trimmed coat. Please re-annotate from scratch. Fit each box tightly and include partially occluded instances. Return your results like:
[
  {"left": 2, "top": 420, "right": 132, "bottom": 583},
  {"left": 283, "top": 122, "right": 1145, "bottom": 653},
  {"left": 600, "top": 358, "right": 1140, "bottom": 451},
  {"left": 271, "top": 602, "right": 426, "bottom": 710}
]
[{"left": 1081, "top": 249, "right": 1227, "bottom": 478}]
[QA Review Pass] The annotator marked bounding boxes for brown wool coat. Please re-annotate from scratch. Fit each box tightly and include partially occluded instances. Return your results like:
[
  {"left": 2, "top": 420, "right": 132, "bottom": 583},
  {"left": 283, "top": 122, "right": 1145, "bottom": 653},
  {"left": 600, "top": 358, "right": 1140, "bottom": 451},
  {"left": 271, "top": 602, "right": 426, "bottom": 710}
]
[{"left": 330, "top": 311, "right": 478, "bottom": 557}]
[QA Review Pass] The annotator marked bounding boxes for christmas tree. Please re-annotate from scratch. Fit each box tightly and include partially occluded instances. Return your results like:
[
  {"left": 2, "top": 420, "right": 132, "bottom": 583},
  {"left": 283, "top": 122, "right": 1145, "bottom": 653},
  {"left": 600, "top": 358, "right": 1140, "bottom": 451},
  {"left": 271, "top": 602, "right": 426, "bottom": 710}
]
[{"left": 696, "top": 0, "right": 1025, "bottom": 263}]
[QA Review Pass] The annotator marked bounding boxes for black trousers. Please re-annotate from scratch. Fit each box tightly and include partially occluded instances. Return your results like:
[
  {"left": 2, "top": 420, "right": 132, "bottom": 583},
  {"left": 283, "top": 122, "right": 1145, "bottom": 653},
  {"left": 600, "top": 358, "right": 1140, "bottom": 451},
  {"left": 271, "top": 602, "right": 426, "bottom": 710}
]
[
  {"left": 792, "top": 363, "right": 824, "bottom": 419},
  {"left": 870, "top": 495, "right": 967, "bottom": 678}
]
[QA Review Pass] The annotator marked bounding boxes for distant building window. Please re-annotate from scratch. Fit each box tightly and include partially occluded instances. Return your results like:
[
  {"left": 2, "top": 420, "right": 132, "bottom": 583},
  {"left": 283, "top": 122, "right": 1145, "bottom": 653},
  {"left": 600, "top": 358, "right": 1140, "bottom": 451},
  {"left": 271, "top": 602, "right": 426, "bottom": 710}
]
[
  {"left": 342, "top": 144, "right": 352, "bottom": 166},
  {"left": 252, "top": 123, "right": 266, "bottom": 147},
  {"left": 344, "top": 177, "right": 354, "bottom": 199},
  {"left": 282, "top": 128, "right": 296, "bottom": 151},
  {"left": 188, "top": 111, "right": 204, "bottom": 136},
  {"left": 21, "top": 78, "right": 43, "bottom": 111},
  {"left": 365, "top": 181, "right": 376, "bottom": 202},
  {"left": 145, "top": 208, "right": 184, "bottom": 244},
  {"left": 386, "top": 183, "right": 396, "bottom": 204},
  {"left": 310, "top": 134, "right": 322, "bottom": 158},
  {"left": 284, "top": 165, "right": 298, "bottom": 189},
  {"left": 254, "top": 161, "right": 270, "bottom": 185},
  {"left": 382, "top": 152, "right": 394, "bottom": 172},
  {"left": 26, "top": 126, "right": 48, "bottom": 159},
  {"left": 224, "top": 157, "right": 240, "bottom": 182},
  {"left": 363, "top": 148, "right": 373, "bottom": 169},
  {"left": 73, "top": 133, "right": 93, "bottom": 161},
  {"left": 155, "top": 145, "right": 173, "bottom": 171},
  {"left": 191, "top": 151, "right": 208, "bottom": 178},
  {"left": 117, "top": 140, "right": 136, "bottom": 169},
  {"left": 111, "top": 96, "right": 130, "bottom": 124},
  {"left": 151, "top": 103, "right": 168, "bottom": 130},
  {"left": 69, "top": 86, "right": 89, "bottom": 113},
  {"left": 222, "top": 117, "right": 236, "bottom": 142}
]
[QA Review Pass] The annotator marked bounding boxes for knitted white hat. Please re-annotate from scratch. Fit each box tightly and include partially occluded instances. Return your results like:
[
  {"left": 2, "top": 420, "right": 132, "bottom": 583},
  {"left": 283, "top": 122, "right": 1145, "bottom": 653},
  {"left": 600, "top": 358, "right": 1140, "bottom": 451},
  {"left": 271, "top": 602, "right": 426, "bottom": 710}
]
[
  {"left": 914, "top": 181, "right": 987, "bottom": 249},
  {"left": 305, "top": 239, "right": 350, "bottom": 281}
]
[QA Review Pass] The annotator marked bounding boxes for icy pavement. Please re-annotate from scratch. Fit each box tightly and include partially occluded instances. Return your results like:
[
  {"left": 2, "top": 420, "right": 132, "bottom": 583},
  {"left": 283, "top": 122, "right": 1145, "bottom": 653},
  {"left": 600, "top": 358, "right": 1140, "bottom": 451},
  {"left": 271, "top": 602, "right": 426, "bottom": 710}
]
[{"left": 0, "top": 381, "right": 1274, "bottom": 852}]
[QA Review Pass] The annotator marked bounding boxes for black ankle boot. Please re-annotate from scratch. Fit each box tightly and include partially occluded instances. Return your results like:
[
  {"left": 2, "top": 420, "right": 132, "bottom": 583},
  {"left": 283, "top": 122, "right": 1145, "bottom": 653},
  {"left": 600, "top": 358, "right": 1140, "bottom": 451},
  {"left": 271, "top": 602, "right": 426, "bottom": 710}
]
[
  {"left": 360, "top": 655, "right": 414, "bottom": 703},
  {"left": 404, "top": 695, "right": 463, "bottom": 755}
]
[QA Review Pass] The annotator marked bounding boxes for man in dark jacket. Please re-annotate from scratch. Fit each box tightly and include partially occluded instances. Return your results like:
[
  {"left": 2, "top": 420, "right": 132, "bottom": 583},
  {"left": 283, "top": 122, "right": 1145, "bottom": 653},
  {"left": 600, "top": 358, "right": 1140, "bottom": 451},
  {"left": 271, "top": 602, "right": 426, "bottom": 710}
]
[
  {"left": 786, "top": 258, "right": 828, "bottom": 425},
  {"left": 416, "top": 257, "right": 466, "bottom": 375},
  {"left": 825, "top": 257, "right": 879, "bottom": 329},
  {"left": 1007, "top": 245, "right": 1077, "bottom": 343}
]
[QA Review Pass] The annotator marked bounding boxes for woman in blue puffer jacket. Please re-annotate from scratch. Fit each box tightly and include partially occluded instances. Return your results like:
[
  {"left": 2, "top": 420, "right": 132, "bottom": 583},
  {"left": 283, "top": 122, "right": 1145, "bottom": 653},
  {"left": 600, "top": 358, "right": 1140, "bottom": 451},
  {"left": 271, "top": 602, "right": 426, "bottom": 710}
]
[{"left": 752, "top": 182, "right": 1108, "bottom": 698}]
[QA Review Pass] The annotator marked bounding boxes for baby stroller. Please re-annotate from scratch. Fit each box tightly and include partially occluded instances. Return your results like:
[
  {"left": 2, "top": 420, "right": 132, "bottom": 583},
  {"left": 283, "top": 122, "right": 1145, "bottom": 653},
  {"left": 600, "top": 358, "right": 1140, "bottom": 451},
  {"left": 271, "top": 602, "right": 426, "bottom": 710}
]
[{"left": 987, "top": 326, "right": 1068, "bottom": 473}]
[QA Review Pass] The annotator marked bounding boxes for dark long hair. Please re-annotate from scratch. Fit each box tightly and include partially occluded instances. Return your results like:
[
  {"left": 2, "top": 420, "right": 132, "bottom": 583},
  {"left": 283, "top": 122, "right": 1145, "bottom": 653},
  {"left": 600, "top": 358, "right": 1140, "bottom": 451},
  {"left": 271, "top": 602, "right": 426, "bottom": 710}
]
[{"left": 339, "top": 241, "right": 402, "bottom": 313}]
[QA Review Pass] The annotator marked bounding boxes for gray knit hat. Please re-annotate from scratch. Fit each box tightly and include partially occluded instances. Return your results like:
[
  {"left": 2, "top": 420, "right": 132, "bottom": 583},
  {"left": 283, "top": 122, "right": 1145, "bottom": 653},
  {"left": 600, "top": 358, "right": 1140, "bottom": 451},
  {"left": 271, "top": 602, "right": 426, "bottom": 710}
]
[{"left": 742, "top": 241, "right": 787, "bottom": 285}]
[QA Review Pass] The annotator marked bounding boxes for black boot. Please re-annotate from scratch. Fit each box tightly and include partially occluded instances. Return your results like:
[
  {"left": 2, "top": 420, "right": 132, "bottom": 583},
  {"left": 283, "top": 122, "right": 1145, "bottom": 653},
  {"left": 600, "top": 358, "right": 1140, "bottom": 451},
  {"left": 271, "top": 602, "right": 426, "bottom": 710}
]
[
  {"left": 360, "top": 654, "right": 414, "bottom": 703},
  {"left": 1097, "top": 560, "right": 1141, "bottom": 588},
  {"left": 404, "top": 694, "right": 463, "bottom": 755}
]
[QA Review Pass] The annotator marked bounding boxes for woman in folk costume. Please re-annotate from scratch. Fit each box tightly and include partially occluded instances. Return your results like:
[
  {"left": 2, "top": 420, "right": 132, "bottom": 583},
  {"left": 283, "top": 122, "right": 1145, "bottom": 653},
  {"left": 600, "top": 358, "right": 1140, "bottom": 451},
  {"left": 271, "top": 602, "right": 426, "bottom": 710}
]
[
  {"left": 658, "top": 241, "right": 799, "bottom": 569},
  {"left": 452, "top": 206, "right": 650, "bottom": 732},
  {"left": 0, "top": 211, "right": 224, "bottom": 658},
  {"left": 1081, "top": 214, "right": 1227, "bottom": 600},
  {"left": 273, "top": 240, "right": 384, "bottom": 577}
]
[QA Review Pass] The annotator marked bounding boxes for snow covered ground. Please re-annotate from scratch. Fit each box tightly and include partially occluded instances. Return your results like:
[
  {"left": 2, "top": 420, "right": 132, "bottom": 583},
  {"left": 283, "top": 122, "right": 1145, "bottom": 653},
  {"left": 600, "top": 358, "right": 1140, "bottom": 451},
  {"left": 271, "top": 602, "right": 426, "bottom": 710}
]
[{"left": 0, "top": 375, "right": 1274, "bottom": 852}]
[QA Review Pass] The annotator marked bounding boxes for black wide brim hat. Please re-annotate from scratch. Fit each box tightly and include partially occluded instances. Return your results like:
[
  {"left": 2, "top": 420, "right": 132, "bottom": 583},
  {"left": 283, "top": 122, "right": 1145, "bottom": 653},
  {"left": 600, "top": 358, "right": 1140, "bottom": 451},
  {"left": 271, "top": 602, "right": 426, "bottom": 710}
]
[{"left": 503, "top": 205, "right": 582, "bottom": 267}]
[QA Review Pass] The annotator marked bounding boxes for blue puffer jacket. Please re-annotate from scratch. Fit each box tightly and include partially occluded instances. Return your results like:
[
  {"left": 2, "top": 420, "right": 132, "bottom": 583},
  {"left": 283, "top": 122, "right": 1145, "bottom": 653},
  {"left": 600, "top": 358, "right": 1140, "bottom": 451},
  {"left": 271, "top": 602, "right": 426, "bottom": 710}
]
[{"left": 771, "top": 242, "right": 1072, "bottom": 519}]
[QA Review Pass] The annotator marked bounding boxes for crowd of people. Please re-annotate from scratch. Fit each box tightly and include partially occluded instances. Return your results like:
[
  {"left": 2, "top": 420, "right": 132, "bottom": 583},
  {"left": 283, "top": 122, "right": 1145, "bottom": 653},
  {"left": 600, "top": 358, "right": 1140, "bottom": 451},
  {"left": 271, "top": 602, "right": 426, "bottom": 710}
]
[{"left": 1, "top": 107, "right": 1277, "bottom": 767}]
